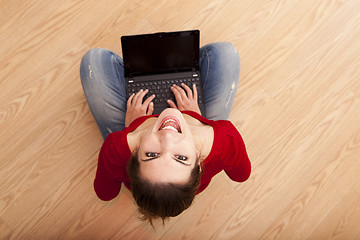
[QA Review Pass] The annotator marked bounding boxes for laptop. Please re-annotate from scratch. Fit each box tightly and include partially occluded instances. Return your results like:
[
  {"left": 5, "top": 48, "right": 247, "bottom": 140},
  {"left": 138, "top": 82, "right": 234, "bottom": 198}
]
[{"left": 121, "top": 30, "right": 205, "bottom": 115}]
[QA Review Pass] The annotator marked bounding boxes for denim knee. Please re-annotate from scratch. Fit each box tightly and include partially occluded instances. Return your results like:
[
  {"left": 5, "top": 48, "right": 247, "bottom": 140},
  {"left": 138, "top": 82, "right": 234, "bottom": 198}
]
[
  {"left": 201, "top": 42, "right": 240, "bottom": 66},
  {"left": 80, "top": 48, "right": 101, "bottom": 84},
  {"left": 81, "top": 48, "right": 102, "bottom": 67},
  {"left": 81, "top": 48, "right": 109, "bottom": 62},
  {"left": 81, "top": 48, "right": 109, "bottom": 76},
  {"left": 199, "top": 42, "right": 241, "bottom": 120}
]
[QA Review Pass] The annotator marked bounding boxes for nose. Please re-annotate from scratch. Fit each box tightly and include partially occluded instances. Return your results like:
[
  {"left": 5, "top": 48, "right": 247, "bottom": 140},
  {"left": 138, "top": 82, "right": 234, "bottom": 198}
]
[
  {"left": 158, "top": 130, "right": 182, "bottom": 146},
  {"left": 160, "top": 130, "right": 175, "bottom": 141}
]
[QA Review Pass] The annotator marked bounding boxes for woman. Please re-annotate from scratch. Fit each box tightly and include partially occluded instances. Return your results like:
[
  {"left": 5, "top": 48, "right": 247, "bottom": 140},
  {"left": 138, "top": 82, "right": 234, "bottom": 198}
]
[{"left": 80, "top": 42, "right": 251, "bottom": 224}]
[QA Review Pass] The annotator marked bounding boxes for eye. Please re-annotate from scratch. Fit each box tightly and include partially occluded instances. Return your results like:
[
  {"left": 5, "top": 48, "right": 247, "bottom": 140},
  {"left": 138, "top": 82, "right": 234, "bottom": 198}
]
[
  {"left": 146, "top": 152, "right": 159, "bottom": 158},
  {"left": 175, "top": 155, "right": 188, "bottom": 161}
]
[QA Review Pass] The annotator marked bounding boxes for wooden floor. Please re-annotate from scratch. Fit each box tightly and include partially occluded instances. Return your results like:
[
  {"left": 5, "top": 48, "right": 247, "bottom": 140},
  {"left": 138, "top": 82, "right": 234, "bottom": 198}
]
[{"left": 1, "top": 0, "right": 360, "bottom": 239}]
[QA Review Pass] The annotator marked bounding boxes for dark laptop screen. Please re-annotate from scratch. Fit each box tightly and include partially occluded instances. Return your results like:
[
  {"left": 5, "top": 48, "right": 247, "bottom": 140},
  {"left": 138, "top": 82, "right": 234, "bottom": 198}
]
[{"left": 121, "top": 30, "right": 199, "bottom": 77}]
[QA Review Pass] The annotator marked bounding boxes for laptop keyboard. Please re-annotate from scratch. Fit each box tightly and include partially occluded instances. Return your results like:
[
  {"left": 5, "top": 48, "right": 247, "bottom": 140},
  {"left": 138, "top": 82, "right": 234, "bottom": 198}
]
[{"left": 127, "top": 76, "right": 203, "bottom": 106}]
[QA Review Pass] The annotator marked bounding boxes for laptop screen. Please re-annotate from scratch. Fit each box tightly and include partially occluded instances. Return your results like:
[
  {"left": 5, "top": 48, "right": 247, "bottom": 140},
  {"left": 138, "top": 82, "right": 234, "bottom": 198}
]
[{"left": 121, "top": 30, "right": 199, "bottom": 77}]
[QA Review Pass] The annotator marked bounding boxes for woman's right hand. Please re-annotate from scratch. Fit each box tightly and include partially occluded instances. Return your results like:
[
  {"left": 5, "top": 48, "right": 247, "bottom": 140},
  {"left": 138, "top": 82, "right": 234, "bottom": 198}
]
[{"left": 167, "top": 83, "right": 201, "bottom": 115}]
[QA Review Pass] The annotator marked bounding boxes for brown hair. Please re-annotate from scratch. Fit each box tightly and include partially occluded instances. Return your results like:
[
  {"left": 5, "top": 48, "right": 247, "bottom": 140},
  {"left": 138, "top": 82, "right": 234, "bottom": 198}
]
[{"left": 127, "top": 153, "right": 202, "bottom": 225}]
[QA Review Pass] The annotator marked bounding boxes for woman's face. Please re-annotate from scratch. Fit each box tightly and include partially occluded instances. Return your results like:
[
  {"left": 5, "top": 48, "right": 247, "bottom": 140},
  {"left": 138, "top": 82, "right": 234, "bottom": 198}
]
[{"left": 138, "top": 108, "right": 198, "bottom": 184}]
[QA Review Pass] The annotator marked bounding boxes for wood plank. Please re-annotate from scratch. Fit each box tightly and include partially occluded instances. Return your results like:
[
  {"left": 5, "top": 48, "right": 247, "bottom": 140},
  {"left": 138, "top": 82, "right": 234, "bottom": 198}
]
[
  {"left": 307, "top": 191, "right": 360, "bottom": 240},
  {"left": 260, "top": 128, "right": 360, "bottom": 239},
  {"left": 0, "top": 218, "right": 12, "bottom": 240},
  {"left": 4, "top": 152, "right": 99, "bottom": 239},
  {"left": 0, "top": 0, "right": 64, "bottom": 56}
]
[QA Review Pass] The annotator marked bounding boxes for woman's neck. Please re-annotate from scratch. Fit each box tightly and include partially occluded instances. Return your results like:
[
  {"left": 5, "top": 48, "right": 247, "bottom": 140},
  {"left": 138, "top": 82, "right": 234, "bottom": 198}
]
[{"left": 185, "top": 115, "right": 214, "bottom": 161}]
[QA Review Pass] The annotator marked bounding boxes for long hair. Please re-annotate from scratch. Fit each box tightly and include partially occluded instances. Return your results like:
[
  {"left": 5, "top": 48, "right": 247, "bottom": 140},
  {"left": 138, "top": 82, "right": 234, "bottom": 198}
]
[{"left": 127, "top": 154, "right": 202, "bottom": 225}]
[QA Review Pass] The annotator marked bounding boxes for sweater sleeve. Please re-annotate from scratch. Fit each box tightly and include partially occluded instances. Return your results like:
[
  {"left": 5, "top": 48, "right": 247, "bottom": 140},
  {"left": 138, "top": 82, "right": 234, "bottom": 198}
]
[
  {"left": 93, "top": 133, "right": 129, "bottom": 201},
  {"left": 222, "top": 123, "right": 251, "bottom": 182}
]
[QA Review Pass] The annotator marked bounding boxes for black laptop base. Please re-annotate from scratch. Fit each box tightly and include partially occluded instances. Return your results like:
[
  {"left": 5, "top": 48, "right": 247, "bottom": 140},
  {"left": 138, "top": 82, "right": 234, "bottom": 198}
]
[{"left": 126, "top": 71, "right": 205, "bottom": 115}]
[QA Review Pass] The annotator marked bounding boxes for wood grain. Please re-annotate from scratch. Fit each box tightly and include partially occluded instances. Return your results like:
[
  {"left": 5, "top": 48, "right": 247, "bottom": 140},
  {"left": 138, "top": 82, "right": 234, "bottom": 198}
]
[
  {"left": 307, "top": 190, "right": 360, "bottom": 240},
  {"left": 1, "top": 0, "right": 360, "bottom": 239}
]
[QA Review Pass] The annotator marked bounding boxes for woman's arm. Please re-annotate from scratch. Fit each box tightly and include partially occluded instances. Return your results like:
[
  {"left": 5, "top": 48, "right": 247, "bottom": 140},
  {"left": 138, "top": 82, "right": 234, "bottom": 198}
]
[
  {"left": 223, "top": 124, "right": 251, "bottom": 182},
  {"left": 94, "top": 134, "right": 128, "bottom": 201}
]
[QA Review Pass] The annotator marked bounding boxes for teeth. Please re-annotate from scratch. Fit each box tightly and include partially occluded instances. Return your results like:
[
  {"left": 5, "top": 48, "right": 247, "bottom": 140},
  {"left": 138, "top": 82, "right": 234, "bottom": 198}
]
[
  {"left": 164, "top": 119, "right": 176, "bottom": 124},
  {"left": 159, "top": 118, "right": 181, "bottom": 133},
  {"left": 161, "top": 126, "right": 178, "bottom": 132}
]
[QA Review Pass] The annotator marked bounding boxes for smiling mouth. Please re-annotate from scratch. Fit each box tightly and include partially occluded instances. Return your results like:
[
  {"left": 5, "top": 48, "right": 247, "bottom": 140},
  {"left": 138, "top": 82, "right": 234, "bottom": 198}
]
[{"left": 159, "top": 117, "right": 182, "bottom": 133}]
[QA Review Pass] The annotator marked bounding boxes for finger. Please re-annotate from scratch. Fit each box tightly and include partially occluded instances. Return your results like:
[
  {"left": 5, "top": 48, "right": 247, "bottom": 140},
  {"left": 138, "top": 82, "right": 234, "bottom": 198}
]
[
  {"left": 127, "top": 93, "right": 135, "bottom": 107},
  {"left": 167, "top": 99, "right": 178, "bottom": 109},
  {"left": 132, "top": 89, "right": 143, "bottom": 103},
  {"left": 146, "top": 102, "right": 154, "bottom": 115},
  {"left": 173, "top": 84, "right": 189, "bottom": 101},
  {"left": 143, "top": 94, "right": 155, "bottom": 107},
  {"left": 135, "top": 89, "right": 148, "bottom": 105},
  {"left": 192, "top": 84, "right": 198, "bottom": 101},
  {"left": 176, "top": 84, "right": 189, "bottom": 99},
  {"left": 181, "top": 83, "right": 193, "bottom": 98},
  {"left": 171, "top": 85, "right": 183, "bottom": 102}
]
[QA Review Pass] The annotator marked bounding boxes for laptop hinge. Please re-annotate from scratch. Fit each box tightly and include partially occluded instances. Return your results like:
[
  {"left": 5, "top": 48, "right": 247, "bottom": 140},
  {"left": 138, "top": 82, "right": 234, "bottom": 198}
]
[{"left": 192, "top": 67, "right": 198, "bottom": 77}]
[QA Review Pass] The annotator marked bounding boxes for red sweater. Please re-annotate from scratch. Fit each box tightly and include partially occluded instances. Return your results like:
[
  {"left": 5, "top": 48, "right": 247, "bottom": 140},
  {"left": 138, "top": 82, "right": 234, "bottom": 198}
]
[{"left": 94, "top": 111, "right": 251, "bottom": 201}]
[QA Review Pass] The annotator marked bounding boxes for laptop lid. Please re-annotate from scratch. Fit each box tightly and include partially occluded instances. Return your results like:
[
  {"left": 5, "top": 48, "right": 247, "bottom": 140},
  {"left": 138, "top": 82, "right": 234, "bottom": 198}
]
[{"left": 121, "top": 30, "right": 200, "bottom": 78}]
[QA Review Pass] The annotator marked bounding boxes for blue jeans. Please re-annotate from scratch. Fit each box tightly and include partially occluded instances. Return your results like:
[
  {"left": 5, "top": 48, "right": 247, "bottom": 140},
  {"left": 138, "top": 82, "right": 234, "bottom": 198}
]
[{"left": 80, "top": 42, "right": 240, "bottom": 140}]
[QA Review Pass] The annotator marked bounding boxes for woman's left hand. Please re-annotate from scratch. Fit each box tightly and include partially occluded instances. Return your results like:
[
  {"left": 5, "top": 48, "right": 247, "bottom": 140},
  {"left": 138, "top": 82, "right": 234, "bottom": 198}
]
[{"left": 125, "top": 89, "right": 155, "bottom": 127}]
